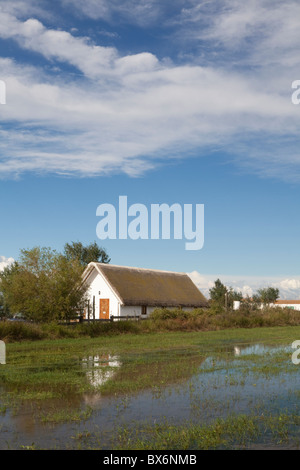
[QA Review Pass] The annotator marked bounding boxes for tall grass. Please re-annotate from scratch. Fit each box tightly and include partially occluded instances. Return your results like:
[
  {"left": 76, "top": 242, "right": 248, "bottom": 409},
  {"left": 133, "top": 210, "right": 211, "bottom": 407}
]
[
  {"left": 0, "top": 306, "right": 299, "bottom": 342},
  {"left": 149, "top": 307, "right": 300, "bottom": 331}
]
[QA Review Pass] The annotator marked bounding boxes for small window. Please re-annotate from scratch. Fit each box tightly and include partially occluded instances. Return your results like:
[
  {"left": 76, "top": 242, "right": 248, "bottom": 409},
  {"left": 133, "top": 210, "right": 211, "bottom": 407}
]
[{"left": 141, "top": 306, "right": 147, "bottom": 316}]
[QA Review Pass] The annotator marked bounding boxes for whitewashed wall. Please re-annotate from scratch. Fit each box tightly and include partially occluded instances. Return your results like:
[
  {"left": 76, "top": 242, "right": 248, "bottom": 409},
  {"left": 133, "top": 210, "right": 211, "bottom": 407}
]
[
  {"left": 85, "top": 269, "right": 120, "bottom": 319},
  {"left": 119, "top": 306, "right": 157, "bottom": 318},
  {"left": 234, "top": 301, "right": 300, "bottom": 311},
  {"left": 271, "top": 303, "right": 300, "bottom": 311}
]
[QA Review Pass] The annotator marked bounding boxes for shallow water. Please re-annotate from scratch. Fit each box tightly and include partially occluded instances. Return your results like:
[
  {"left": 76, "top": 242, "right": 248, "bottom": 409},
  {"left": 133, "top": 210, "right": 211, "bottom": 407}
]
[{"left": 0, "top": 342, "right": 299, "bottom": 449}]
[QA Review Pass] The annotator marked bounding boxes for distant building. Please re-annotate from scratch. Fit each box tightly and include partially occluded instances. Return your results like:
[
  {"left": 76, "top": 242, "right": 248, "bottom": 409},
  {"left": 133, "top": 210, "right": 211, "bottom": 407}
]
[
  {"left": 273, "top": 300, "right": 300, "bottom": 311},
  {"left": 82, "top": 263, "right": 208, "bottom": 320},
  {"left": 233, "top": 299, "right": 300, "bottom": 311},
  {"left": 233, "top": 300, "right": 241, "bottom": 310}
]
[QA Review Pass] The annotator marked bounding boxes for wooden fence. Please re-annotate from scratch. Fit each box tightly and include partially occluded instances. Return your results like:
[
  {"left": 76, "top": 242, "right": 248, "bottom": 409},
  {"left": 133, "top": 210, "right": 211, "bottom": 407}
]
[{"left": 64, "top": 315, "right": 147, "bottom": 324}]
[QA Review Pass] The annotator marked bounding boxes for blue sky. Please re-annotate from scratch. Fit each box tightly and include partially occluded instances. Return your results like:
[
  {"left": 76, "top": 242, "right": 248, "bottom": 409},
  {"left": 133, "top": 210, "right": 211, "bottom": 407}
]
[{"left": 0, "top": 0, "right": 300, "bottom": 298}]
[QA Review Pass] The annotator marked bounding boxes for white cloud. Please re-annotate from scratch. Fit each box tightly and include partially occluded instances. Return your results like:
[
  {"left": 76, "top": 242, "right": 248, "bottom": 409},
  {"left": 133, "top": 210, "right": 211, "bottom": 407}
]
[
  {"left": 188, "top": 271, "right": 300, "bottom": 300},
  {"left": 0, "top": 2, "right": 299, "bottom": 179},
  {"left": 0, "top": 256, "right": 14, "bottom": 272},
  {"left": 0, "top": 13, "right": 118, "bottom": 79},
  {"left": 174, "top": 0, "right": 300, "bottom": 66},
  {"left": 61, "top": 0, "right": 167, "bottom": 26},
  {"left": 0, "top": 0, "right": 48, "bottom": 18},
  {"left": 279, "top": 279, "right": 300, "bottom": 290}
]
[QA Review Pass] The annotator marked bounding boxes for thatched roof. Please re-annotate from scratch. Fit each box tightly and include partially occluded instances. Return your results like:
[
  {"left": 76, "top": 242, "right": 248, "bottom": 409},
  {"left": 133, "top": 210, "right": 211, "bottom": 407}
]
[{"left": 84, "top": 263, "right": 208, "bottom": 308}]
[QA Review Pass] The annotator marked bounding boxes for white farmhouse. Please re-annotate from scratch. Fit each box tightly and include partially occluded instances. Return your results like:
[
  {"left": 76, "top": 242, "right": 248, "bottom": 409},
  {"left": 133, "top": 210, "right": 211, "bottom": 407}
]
[
  {"left": 273, "top": 300, "right": 300, "bottom": 311},
  {"left": 82, "top": 263, "right": 208, "bottom": 320}
]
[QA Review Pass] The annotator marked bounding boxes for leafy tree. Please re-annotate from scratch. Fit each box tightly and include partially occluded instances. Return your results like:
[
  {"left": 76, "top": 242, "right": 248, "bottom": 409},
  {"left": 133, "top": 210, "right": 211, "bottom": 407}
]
[
  {"left": 256, "top": 287, "right": 280, "bottom": 306},
  {"left": 0, "top": 247, "right": 88, "bottom": 322},
  {"left": 230, "top": 288, "right": 243, "bottom": 302},
  {"left": 64, "top": 241, "right": 110, "bottom": 267},
  {"left": 0, "top": 291, "right": 10, "bottom": 318},
  {"left": 209, "top": 279, "right": 228, "bottom": 306},
  {"left": 239, "top": 294, "right": 260, "bottom": 312},
  {"left": 209, "top": 278, "right": 243, "bottom": 310}
]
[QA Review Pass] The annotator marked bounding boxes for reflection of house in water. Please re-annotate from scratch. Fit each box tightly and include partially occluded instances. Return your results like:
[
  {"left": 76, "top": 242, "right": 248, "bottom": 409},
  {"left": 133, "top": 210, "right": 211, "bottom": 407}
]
[
  {"left": 233, "top": 345, "right": 266, "bottom": 356},
  {"left": 233, "top": 344, "right": 288, "bottom": 357},
  {"left": 82, "top": 355, "right": 121, "bottom": 388}
]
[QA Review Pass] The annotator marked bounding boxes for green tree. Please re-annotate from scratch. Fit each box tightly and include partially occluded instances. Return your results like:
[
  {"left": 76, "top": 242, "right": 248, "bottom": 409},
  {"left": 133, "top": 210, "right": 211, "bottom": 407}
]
[
  {"left": 256, "top": 287, "right": 280, "bottom": 306},
  {"left": 0, "top": 247, "right": 88, "bottom": 322},
  {"left": 209, "top": 279, "right": 228, "bottom": 306},
  {"left": 209, "top": 279, "right": 243, "bottom": 310},
  {"left": 64, "top": 241, "right": 110, "bottom": 267},
  {"left": 0, "top": 291, "right": 10, "bottom": 318}
]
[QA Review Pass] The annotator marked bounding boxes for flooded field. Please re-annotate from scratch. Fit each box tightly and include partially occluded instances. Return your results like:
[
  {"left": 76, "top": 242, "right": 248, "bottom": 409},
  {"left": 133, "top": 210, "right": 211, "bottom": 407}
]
[{"left": 0, "top": 327, "right": 300, "bottom": 449}]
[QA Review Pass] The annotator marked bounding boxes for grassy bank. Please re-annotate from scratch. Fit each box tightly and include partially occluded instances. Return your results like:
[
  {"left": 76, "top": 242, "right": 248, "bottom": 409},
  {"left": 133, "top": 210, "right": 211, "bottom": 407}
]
[{"left": 1, "top": 306, "right": 300, "bottom": 342}]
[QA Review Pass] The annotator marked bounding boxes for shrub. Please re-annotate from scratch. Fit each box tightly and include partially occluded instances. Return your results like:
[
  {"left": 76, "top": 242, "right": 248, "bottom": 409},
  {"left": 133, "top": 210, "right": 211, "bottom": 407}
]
[
  {"left": 150, "top": 308, "right": 207, "bottom": 321},
  {"left": 1, "top": 305, "right": 299, "bottom": 342},
  {"left": 0, "top": 321, "right": 46, "bottom": 342}
]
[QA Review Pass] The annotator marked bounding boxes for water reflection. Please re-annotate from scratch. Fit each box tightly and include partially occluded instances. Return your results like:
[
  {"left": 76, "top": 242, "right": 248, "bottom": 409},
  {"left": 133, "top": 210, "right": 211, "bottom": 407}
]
[
  {"left": 0, "top": 343, "right": 298, "bottom": 449},
  {"left": 82, "top": 355, "right": 121, "bottom": 387},
  {"left": 233, "top": 344, "right": 290, "bottom": 356}
]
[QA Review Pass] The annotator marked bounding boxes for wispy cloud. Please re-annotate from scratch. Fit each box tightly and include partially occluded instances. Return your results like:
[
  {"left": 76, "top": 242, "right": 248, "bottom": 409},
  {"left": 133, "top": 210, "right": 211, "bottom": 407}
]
[
  {"left": 0, "top": 1, "right": 299, "bottom": 179},
  {"left": 61, "top": 0, "right": 172, "bottom": 27},
  {"left": 172, "top": 0, "right": 300, "bottom": 66}
]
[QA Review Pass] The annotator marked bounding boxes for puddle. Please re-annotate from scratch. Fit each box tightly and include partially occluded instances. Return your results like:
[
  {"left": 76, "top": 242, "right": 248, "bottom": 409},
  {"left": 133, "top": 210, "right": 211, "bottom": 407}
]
[
  {"left": 82, "top": 355, "right": 121, "bottom": 387},
  {"left": 0, "top": 342, "right": 299, "bottom": 449}
]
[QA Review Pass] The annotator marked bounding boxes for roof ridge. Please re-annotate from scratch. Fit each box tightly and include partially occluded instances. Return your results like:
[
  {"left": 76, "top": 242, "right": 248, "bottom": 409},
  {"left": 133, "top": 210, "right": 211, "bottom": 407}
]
[{"left": 93, "top": 262, "right": 187, "bottom": 276}]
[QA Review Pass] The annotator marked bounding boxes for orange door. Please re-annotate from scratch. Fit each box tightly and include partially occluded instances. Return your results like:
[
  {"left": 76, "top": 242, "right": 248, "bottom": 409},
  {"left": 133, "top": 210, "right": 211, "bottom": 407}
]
[{"left": 100, "top": 299, "right": 110, "bottom": 320}]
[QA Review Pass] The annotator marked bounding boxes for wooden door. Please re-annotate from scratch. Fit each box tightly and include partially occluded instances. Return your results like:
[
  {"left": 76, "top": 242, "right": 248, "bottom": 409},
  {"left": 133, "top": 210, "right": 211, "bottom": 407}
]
[{"left": 100, "top": 299, "right": 110, "bottom": 320}]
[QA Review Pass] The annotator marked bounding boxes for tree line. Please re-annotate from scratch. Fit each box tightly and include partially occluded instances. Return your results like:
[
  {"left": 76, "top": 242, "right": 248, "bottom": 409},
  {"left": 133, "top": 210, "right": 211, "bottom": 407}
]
[{"left": 209, "top": 278, "right": 280, "bottom": 310}]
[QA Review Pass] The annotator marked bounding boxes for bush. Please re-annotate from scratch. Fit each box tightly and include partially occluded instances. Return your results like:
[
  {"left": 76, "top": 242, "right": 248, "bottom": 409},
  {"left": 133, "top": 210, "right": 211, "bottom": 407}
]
[
  {"left": 1, "top": 306, "right": 300, "bottom": 342},
  {"left": 0, "top": 321, "right": 47, "bottom": 342},
  {"left": 150, "top": 308, "right": 206, "bottom": 321}
]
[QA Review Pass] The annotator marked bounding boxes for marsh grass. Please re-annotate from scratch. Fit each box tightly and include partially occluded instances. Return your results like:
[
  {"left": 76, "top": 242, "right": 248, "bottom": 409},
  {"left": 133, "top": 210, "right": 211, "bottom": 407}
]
[
  {"left": 40, "top": 406, "right": 93, "bottom": 424},
  {"left": 67, "top": 412, "right": 300, "bottom": 450},
  {"left": 110, "top": 412, "right": 300, "bottom": 450},
  {"left": 99, "top": 349, "right": 205, "bottom": 395}
]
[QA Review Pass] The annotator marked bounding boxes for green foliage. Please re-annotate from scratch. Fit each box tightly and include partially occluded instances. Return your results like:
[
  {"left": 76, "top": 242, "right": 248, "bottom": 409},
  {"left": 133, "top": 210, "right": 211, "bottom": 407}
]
[
  {"left": 239, "top": 295, "right": 260, "bottom": 312},
  {"left": 64, "top": 241, "right": 110, "bottom": 267},
  {"left": 209, "top": 279, "right": 243, "bottom": 309},
  {"left": 0, "top": 320, "right": 47, "bottom": 341},
  {"left": 0, "top": 247, "right": 88, "bottom": 323},
  {"left": 0, "top": 291, "right": 10, "bottom": 318},
  {"left": 209, "top": 279, "right": 227, "bottom": 304},
  {"left": 150, "top": 308, "right": 206, "bottom": 320},
  {"left": 0, "top": 305, "right": 300, "bottom": 342},
  {"left": 256, "top": 287, "right": 280, "bottom": 305}
]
